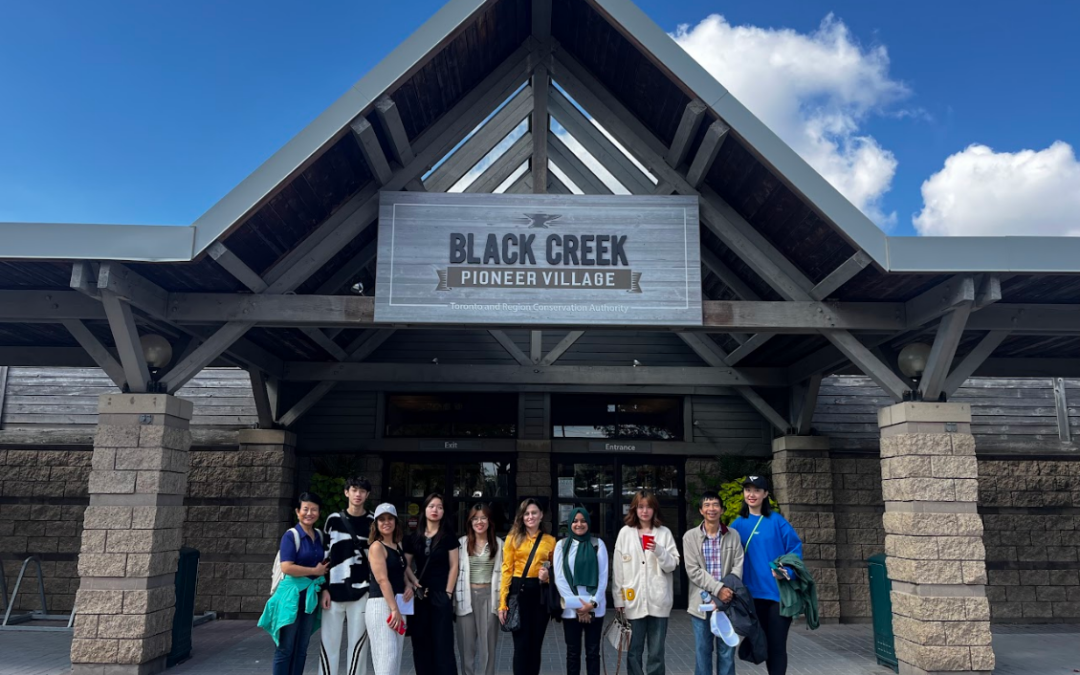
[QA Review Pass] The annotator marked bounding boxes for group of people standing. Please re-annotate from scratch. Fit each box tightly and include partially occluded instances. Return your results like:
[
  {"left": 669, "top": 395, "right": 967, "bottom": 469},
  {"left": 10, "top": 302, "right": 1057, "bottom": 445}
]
[{"left": 259, "top": 475, "right": 805, "bottom": 675}]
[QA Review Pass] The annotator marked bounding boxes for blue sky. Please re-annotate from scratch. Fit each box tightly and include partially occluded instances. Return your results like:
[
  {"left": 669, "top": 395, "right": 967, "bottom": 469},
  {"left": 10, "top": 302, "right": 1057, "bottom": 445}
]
[{"left": 1, "top": 0, "right": 1077, "bottom": 237}]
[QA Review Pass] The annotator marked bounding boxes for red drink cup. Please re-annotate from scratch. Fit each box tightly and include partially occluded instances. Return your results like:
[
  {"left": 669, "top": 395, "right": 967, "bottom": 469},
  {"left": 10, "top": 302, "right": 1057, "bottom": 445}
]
[{"left": 642, "top": 534, "right": 654, "bottom": 550}]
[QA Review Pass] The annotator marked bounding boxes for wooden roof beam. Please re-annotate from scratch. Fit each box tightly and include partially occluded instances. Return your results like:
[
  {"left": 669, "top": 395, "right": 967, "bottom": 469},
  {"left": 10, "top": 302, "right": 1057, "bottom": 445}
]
[
  {"left": 100, "top": 290, "right": 151, "bottom": 393},
  {"left": 424, "top": 84, "right": 534, "bottom": 193},
  {"left": 532, "top": 66, "right": 550, "bottom": 194},
  {"left": 905, "top": 275, "right": 975, "bottom": 328},
  {"left": 207, "top": 242, "right": 268, "bottom": 294},
  {"left": 62, "top": 319, "right": 126, "bottom": 389},
  {"left": 547, "top": 132, "right": 613, "bottom": 195},
  {"left": 466, "top": 132, "right": 533, "bottom": 194},
  {"left": 943, "top": 330, "right": 1010, "bottom": 397},
  {"left": 810, "top": 250, "right": 873, "bottom": 301},
  {"left": 489, "top": 330, "right": 532, "bottom": 366},
  {"left": 685, "top": 120, "right": 729, "bottom": 189},
  {"left": 375, "top": 97, "right": 414, "bottom": 166},
  {"left": 919, "top": 302, "right": 973, "bottom": 401},
  {"left": 351, "top": 117, "right": 394, "bottom": 186},
  {"left": 666, "top": 100, "right": 707, "bottom": 170},
  {"left": 541, "top": 330, "right": 584, "bottom": 366}
]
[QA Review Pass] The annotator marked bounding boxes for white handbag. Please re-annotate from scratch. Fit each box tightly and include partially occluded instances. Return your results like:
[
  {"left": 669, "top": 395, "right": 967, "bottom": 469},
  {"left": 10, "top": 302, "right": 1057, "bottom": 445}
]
[{"left": 603, "top": 613, "right": 633, "bottom": 675}]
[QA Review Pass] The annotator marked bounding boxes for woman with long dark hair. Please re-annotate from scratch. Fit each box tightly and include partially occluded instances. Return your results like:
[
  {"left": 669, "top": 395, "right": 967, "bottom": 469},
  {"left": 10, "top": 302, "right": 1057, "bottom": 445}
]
[
  {"left": 260, "top": 492, "right": 328, "bottom": 675},
  {"left": 498, "top": 498, "right": 557, "bottom": 675},
  {"left": 404, "top": 493, "right": 460, "bottom": 675},
  {"left": 454, "top": 503, "right": 504, "bottom": 675},
  {"left": 729, "top": 476, "right": 803, "bottom": 675},
  {"left": 611, "top": 491, "right": 680, "bottom": 675}
]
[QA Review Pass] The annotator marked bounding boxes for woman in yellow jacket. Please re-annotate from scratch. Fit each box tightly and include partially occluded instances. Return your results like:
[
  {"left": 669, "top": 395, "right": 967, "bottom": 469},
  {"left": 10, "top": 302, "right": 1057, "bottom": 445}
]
[
  {"left": 498, "top": 498, "right": 557, "bottom": 675},
  {"left": 611, "top": 491, "right": 680, "bottom": 675}
]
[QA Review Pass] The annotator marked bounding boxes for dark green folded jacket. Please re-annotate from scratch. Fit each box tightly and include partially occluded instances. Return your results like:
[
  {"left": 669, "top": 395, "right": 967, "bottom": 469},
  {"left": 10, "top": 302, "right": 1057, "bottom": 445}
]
[{"left": 773, "top": 553, "right": 819, "bottom": 630}]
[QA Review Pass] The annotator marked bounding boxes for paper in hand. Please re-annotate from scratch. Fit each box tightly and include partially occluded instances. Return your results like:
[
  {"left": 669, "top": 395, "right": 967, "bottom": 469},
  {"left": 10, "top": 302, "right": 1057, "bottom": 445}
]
[{"left": 396, "top": 593, "right": 415, "bottom": 616}]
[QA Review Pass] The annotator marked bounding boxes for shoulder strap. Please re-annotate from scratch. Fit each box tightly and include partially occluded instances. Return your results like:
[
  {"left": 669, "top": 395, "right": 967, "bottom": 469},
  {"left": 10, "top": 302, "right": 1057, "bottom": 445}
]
[
  {"left": 417, "top": 530, "right": 444, "bottom": 583},
  {"left": 336, "top": 511, "right": 363, "bottom": 542},
  {"left": 290, "top": 527, "right": 301, "bottom": 550},
  {"left": 519, "top": 532, "right": 544, "bottom": 579}
]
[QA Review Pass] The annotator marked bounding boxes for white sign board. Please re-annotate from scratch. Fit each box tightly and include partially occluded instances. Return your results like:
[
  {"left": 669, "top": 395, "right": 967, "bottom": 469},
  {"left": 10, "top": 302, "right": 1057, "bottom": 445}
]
[{"left": 374, "top": 192, "right": 702, "bottom": 326}]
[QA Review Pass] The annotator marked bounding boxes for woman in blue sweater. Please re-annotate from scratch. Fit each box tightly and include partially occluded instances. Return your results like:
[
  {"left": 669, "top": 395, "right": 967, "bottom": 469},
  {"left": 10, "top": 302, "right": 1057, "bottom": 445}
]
[{"left": 729, "top": 476, "right": 802, "bottom": 675}]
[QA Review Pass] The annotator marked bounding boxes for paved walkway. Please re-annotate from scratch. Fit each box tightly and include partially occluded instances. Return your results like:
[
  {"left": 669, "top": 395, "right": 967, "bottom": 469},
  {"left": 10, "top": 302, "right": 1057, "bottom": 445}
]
[{"left": 1, "top": 616, "right": 1077, "bottom": 675}]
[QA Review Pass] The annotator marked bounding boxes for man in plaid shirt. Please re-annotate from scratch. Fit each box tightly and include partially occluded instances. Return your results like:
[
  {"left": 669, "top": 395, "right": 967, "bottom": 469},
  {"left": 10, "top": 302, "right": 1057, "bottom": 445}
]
[{"left": 683, "top": 491, "right": 743, "bottom": 675}]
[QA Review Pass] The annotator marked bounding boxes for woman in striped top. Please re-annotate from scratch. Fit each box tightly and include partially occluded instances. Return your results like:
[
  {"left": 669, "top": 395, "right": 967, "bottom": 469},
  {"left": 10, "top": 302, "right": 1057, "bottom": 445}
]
[{"left": 454, "top": 504, "right": 505, "bottom": 675}]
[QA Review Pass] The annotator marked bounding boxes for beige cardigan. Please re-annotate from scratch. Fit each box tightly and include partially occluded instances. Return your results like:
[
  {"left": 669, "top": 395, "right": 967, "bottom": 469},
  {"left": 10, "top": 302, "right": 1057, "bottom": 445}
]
[
  {"left": 453, "top": 536, "right": 504, "bottom": 617},
  {"left": 682, "top": 523, "right": 744, "bottom": 620}
]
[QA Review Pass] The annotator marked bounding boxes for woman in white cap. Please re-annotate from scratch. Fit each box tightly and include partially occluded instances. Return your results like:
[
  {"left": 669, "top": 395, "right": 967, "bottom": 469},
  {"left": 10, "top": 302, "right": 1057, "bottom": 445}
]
[
  {"left": 365, "top": 504, "right": 420, "bottom": 675},
  {"left": 729, "top": 476, "right": 803, "bottom": 675}
]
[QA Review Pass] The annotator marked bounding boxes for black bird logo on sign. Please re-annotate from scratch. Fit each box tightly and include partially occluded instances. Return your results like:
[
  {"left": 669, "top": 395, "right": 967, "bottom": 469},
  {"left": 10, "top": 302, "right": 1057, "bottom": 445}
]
[{"left": 521, "top": 213, "right": 562, "bottom": 228}]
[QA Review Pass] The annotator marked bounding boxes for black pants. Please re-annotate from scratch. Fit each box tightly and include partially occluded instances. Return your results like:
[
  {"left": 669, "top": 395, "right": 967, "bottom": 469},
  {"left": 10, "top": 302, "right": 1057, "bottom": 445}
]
[
  {"left": 412, "top": 589, "right": 458, "bottom": 675},
  {"left": 512, "top": 583, "right": 549, "bottom": 675},
  {"left": 562, "top": 616, "right": 602, "bottom": 675},
  {"left": 754, "top": 599, "right": 792, "bottom": 675}
]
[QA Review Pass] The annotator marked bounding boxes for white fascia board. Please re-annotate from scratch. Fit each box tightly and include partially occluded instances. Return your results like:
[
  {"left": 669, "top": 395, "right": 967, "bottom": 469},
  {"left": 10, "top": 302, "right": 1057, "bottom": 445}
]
[
  {"left": 190, "top": 0, "right": 495, "bottom": 256},
  {"left": 0, "top": 222, "right": 195, "bottom": 262},
  {"left": 885, "top": 236, "right": 1080, "bottom": 274},
  {"left": 590, "top": 0, "right": 890, "bottom": 265}
]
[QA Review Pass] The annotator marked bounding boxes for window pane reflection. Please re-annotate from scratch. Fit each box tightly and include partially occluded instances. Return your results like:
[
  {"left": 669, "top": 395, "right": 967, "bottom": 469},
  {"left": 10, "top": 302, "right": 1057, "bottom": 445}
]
[{"left": 556, "top": 462, "right": 614, "bottom": 499}]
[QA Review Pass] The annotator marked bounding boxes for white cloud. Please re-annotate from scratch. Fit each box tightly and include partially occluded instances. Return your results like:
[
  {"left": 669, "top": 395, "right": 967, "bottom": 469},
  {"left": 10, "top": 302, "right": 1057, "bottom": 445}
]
[
  {"left": 672, "top": 14, "right": 909, "bottom": 228},
  {"left": 913, "top": 141, "right": 1080, "bottom": 236}
]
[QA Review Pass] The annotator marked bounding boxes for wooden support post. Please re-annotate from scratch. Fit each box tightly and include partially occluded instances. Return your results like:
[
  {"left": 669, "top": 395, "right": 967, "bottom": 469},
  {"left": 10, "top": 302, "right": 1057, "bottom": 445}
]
[
  {"left": 792, "top": 373, "right": 823, "bottom": 435},
  {"left": 1054, "top": 377, "right": 1072, "bottom": 442},
  {"left": 685, "top": 120, "right": 729, "bottom": 188},
  {"left": 530, "top": 331, "right": 542, "bottom": 364},
  {"left": 976, "top": 274, "right": 1003, "bottom": 309},
  {"left": 823, "top": 331, "right": 909, "bottom": 401},
  {"left": 666, "top": 100, "right": 707, "bottom": 169},
  {"left": 919, "top": 303, "right": 973, "bottom": 400},
  {"left": 375, "top": 96, "right": 414, "bottom": 165},
  {"left": 62, "top": 319, "right": 126, "bottom": 389},
  {"left": 943, "top": 330, "right": 1010, "bottom": 397},
  {"left": 489, "top": 330, "right": 532, "bottom": 366},
  {"left": 249, "top": 368, "right": 275, "bottom": 429},
  {"left": 207, "top": 242, "right": 268, "bottom": 293},
  {"left": 0, "top": 366, "right": 8, "bottom": 430},
  {"left": 810, "top": 251, "right": 872, "bottom": 300},
  {"left": 541, "top": 331, "right": 584, "bottom": 366},
  {"left": 532, "top": 65, "right": 550, "bottom": 194},
  {"left": 100, "top": 291, "right": 151, "bottom": 393}
]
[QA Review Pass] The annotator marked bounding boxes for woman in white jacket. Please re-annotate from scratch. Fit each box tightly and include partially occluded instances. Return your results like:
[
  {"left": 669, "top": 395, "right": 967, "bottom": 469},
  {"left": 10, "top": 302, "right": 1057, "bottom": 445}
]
[
  {"left": 611, "top": 491, "right": 680, "bottom": 675},
  {"left": 554, "top": 507, "right": 609, "bottom": 675},
  {"left": 454, "top": 504, "right": 504, "bottom": 675}
]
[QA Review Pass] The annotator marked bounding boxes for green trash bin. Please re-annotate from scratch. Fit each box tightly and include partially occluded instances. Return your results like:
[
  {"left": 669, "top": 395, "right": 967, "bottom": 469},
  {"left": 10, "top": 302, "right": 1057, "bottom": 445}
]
[
  {"left": 168, "top": 547, "right": 201, "bottom": 667},
  {"left": 867, "top": 553, "right": 898, "bottom": 672}
]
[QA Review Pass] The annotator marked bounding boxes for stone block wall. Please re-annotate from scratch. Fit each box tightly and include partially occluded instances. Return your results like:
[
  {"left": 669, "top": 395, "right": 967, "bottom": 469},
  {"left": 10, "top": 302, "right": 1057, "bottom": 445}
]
[
  {"left": 831, "top": 454, "right": 885, "bottom": 622},
  {"left": 0, "top": 447, "right": 90, "bottom": 613},
  {"left": 184, "top": 431, "right": 297, "bottom": 619},
  {"left": 979, "top": 459, "right": 1080, "bottom": 622}
]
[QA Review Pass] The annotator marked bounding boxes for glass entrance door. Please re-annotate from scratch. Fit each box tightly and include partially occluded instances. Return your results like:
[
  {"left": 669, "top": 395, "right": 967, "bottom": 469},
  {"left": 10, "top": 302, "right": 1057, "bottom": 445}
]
[
  {"left": 385, "top": 455, "right": 516, "bottom": 537},
  {"left": 552, "top": 455, "right": 687, "bottom": 608}
]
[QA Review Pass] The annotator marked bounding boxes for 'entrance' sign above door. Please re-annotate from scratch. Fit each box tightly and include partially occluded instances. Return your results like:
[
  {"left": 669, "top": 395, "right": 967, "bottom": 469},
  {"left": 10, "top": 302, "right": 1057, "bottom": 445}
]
[{"left": 374, "top": 192, "right": 702, "bottom": 326}]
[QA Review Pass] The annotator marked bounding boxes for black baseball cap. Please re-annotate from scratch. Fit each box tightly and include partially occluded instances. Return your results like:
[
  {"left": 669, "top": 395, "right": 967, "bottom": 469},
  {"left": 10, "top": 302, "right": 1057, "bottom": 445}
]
[{"left": 742, "top": 475, "right": 770, "bottom": 491}]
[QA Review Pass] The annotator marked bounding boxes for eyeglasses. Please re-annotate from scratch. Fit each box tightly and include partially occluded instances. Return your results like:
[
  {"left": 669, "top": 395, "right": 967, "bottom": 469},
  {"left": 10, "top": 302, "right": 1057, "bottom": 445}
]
[{"left": 471, "top": 516, "right": 489, "bottom": 522}]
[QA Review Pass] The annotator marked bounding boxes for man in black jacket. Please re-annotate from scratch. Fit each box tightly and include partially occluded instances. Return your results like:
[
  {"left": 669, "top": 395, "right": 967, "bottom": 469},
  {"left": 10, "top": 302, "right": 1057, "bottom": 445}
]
[{"left": 319, "top": 477, "right": 375, "bottom": 675}]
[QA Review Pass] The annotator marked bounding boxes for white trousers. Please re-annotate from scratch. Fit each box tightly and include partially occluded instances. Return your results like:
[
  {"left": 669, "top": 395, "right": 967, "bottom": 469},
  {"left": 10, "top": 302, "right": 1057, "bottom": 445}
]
[
  {"left": 365, "top": 596, "right": 405, "bottom": 675},
  {"left": 320, "top": 596, "right": 370, "bottom": 675}
]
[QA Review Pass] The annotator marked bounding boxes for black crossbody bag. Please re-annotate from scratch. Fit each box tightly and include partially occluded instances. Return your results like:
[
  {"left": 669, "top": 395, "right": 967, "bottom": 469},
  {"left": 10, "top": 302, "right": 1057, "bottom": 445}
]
[{"left": 501, "top": 534, "right": 544, "bottom": 633}]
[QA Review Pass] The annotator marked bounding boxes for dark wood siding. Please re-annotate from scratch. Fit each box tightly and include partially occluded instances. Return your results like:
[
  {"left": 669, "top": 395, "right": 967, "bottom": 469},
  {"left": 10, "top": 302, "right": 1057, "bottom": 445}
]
[
  {"left": 690, "top": 395, "right": 771, "bottom": 455},
  {"left": 293, "top": 385, "right": 378, "bottom": 452}
]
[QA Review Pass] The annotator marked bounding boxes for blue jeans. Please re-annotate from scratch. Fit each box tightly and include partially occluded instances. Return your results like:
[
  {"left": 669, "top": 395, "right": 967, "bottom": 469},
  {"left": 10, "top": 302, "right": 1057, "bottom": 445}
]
[
  {"left": 627, "top": 616, "right": 668, "bottom": 675},
  {"left": 691, "top": 615, "right": 736, "bottom": 675},
  {"left": 273, "top": 591, "right": 318, "bottom": 675}
]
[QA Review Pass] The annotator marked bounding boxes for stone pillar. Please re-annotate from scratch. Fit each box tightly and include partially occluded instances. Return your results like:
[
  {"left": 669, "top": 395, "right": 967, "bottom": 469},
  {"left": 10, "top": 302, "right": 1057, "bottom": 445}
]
[
  {"left": 879, "top": 402, "right": 994, "bottom": 675},
  {"left": 73, "top": 394, "right": 193, "bottom": 675},
  {"left": 770, "top": 436, "right": 840, "bottom": 622}
]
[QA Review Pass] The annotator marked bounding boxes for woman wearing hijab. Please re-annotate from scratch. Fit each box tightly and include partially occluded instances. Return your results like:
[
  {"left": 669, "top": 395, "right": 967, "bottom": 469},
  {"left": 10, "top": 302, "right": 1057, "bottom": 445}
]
[{"left": 554, "top": 508, "right": 609, "bottom": 675}]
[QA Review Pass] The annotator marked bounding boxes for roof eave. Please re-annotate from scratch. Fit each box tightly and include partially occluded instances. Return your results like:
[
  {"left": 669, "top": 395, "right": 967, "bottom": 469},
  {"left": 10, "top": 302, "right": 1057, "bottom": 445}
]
[{"left": 0, "top": 222, "right": 195, "bottom": 262}]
